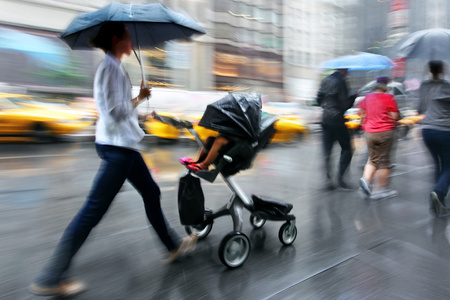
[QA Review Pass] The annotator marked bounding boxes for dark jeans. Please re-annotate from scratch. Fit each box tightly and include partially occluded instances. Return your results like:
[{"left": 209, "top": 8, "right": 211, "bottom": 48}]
[
  {"left": 322, "top": 122, "right": 353, "bottom": 180},
  {"left": 422, "top": 129, "right": 450, "bottom": 205},
  {"left": 35, "top": 144, "right": 180, "bottom": 286}
]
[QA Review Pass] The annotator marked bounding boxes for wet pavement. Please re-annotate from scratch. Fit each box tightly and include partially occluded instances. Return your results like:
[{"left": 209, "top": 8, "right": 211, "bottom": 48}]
[{"left": 1, "top": 129, "right": 449, "bottom": 300}]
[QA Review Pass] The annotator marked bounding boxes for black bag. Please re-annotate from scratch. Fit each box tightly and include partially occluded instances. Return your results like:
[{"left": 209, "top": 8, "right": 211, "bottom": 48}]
[
  {"left": 251, "top": 195, "right": 293, "bottom": 218},
  {"left": 177, "top": 173, "right": 205, "bottom": 225}
]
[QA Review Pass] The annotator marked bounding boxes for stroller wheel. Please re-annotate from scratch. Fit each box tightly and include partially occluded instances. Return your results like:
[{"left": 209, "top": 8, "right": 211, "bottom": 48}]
[
  {"left": 250, "top": 214, "right": 266, "bottom": 229},
  {"left": 185, "top": 223, "right": 212, "bottom": 240},
  {"left": 279, "top": 222, "right": 297, "bottom": 245},
  {"left": 185, "top": 209, "right": 213, "bottom": 239},
  {"left": 219, "top": 232, "right": 251, "bottom": 268}
]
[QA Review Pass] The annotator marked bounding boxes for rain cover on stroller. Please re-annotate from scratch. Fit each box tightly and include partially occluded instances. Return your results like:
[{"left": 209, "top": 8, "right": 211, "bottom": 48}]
[
  {"left": 196, "top": 93, "right": 277, "bottom": 177},
  {"left": 198, "top": 93, "right": 262, "bottom": 142}
]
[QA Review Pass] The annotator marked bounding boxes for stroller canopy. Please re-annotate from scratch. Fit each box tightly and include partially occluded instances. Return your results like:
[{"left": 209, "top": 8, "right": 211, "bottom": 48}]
[{"left": 198, "top": 93, "right": 262, "bottom": 141}]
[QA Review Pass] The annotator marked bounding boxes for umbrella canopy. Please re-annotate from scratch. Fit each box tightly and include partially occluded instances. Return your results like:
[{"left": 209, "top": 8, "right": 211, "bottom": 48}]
[
  {"left": 60, "top": 2, "right": 205, "bottom": 50},
  {"left": 320, "top": 52, "right": 395, "bottom": 71},
  {"left": 60, "top": 2, "right": 205, "bottom": 83},
  {"left": 198, "top": 93, "right": 262, "bottom": 141},
  {"left": 356, "top": 80, "right": 409, "bottom": 108},
  {"left": 388, "top": 28, "right": 450, "bottom": 60},
  {"left": 0, "top": 27, "right": 68, "bottom": 66},
  {"left": 358, "top": 80, "right": 404, "bottom": 95}
]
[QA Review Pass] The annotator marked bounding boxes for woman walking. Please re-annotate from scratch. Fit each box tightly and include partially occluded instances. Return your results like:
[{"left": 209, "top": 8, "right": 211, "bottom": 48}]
[{"left": 29, "top": 22, "right": 197, "bottom": 297}]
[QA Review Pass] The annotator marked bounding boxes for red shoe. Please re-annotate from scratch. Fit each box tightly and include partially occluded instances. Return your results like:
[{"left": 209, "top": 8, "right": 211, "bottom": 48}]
[
  {"left": 186, "top": 163, "right": 205, "bottom": 172},
  {"left": 179, "top": 157, "right": 195, "bottom": 166}
]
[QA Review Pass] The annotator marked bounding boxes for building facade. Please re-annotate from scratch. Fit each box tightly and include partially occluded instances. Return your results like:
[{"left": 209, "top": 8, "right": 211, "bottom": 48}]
[
  {"left": 0, "top": 0, "right": 362, "bottom": 102},
  {"left": 283, "top": 0, "right": 359, "bottom": 102}
]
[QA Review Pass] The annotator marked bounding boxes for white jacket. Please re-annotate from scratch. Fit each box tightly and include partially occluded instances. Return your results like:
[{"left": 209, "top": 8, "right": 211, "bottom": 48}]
[{"left": 94, "top": 53, "right": 144, "bottom": 150}]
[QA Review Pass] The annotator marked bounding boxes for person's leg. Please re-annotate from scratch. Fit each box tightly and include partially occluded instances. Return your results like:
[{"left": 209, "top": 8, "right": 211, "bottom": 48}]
[
  {"left": 374, "top": 130, "right": 395, "bottom": 191},
  {"left": 375, "top": 168, "right": 391, "bottom": 190},
  {"left": 362, "top": 163, "right": 377, "bottom": 183},
  {"left": 126, "top": 151, "right": 180, "bottom": 252},
  {"left": 368, "top": 131, "right": 398, "bottom": 200},
  {"left": 195, "top": 136, "right": 216, "bottom": 163},
  {"left": 336, "top": 123, "right": 353, "bottom": 184},
  {"left": 429, "top": 130, "right": 450, "bottom": 206},
  {"left": 359, "top": 132, "right": 378, "bottom": 195},
  {"left": 128, "top": 152, "right": 197, "bottom": 262},
  {"left": 390, "top": 127, "right": 399, "bottom": 167},
  {"left": 180, "top": 137, "right": 216, "bottom": 166},
  {"left": 198, "top": 136, "right": 229, "bottom": 169},
  {"left": 369, "top": 167, "right": 399, "bottom": 200},
  {"left": 422, "top": 129, "right": 442, "bottom": 183},
  {"left": 33, "top": 145, "right": 130, "bottom": 288},
  {"left": 321, "top": 123, "right": 336, "bottom": 181},
  {"left": 436, "top": 144, "right": 450, "bottom": 203}
]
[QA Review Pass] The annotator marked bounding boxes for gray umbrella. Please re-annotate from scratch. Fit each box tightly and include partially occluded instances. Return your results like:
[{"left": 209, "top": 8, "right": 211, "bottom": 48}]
[
  {"left": 388, "top": 28, "right": 450, "bottom": 60},
  {"left": 60, "top": 2, "right": 205, "bottom": 81}
]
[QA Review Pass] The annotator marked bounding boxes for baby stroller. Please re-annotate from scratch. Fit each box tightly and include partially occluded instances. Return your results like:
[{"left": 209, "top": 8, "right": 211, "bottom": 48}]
[{"left": 156, "top": 93, "right": 297, "bottom": 268}]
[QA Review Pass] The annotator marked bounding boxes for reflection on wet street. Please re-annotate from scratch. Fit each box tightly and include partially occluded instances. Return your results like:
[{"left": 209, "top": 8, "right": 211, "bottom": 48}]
[{"left": 1, "top": 130, "right": 450, "bottom": 299}]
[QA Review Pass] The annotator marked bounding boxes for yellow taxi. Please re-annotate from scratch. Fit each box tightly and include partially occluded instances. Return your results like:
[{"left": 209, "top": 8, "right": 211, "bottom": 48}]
[
  {"left": 145, "top": 107, "right": 309, "bottom": 144},
  {"left": 344, "top": 108, "right": 362, "bottom": 130},
  {"left": 182, "top": 114, "right": 218, "bottom": 141},
  {"left": 345, "top": 107, "right": 425, "bottom": 132},
  {"left": 397, "top": 110, "right": 425, "bottom": 125},
  {"left": 0, "top": 93, "right": 93, "bottom": 142},
  {"left": 182, "top": 112, "right": 309, "bottom": 143},
  {"left": 262, "top": 104, "right": 309, "bottom": 143},
  {"left": 145, "top": 113, "right": 219, "bottom": 141},
  {"left": 144, "top": 111, "right": 184, "bottom": 140},
  {"left": 270, "top": 114, "right": 309, "bottom": 143}
]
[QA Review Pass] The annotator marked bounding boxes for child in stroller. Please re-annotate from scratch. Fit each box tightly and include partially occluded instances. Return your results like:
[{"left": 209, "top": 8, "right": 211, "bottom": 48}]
[
  {"left": 180, "top": 91, "right": 262, "bottom": 176},
  {"left": 179, "top": 134, "right": 240, "bottom": 172}
]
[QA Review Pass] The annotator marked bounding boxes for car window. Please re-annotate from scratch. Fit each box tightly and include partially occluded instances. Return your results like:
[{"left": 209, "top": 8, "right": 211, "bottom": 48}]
[
  {"left": 0, "top": 98, "right": 21, "bottom": 109},
  {"left": 392, "top": 87, "right": 403, "bottom": 96},
  {"left": 7, "top": 97, "right": 32, "bottom": 106}
]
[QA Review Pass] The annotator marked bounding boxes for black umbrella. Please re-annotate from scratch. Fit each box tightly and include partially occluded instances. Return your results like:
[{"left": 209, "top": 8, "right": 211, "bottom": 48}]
[
  {"left": 198, "top": 93, "right": 262, "bottom": 142},
  {"left": 388, "top": 28, "right": 450, "bottom": 61},
  {"left": 60, "top": 2, "right": 205, "bottom": 81}
]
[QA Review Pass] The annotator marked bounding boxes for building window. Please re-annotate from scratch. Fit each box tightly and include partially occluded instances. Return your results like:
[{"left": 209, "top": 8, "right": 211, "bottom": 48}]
[{"left": 215, "top": 23, "right": 233, "bottom": 39}]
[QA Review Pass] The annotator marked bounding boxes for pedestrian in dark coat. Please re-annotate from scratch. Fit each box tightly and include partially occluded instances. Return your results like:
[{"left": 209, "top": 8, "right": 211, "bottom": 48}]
[{"left": 316, "top": 68, "right": 356, "bottom": 190}]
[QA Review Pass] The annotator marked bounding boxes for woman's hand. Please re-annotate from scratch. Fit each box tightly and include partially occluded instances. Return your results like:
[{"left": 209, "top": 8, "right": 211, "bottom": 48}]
[
  {"left": 138, "top": 81, "right": 151, "bottom": 100},
  {"left": 132, "top": 81, "right": 151, "bottom": 107}
]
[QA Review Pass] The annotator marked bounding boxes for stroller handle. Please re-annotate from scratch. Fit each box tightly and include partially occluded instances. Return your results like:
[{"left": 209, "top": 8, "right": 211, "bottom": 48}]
[
  {"left": 152, "top": 112, "right": 205, "bottom": 147},
  {"left": 152, "top": 113, "right": 193, "bottom": 129}
]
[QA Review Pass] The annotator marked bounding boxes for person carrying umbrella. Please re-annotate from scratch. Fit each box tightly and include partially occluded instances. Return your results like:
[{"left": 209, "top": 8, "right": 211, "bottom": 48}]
[
  {"left": 29, "top": 22, "right": 197, "bottom": 297},
  {"left": 316, "top": 68, "right": 356, "bottom": 190}
]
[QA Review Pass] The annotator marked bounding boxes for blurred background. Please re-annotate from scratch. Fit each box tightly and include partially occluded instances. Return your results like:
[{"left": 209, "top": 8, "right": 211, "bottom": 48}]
[{"left": 0, "top": 0, "right": 447, "bottom": 139}]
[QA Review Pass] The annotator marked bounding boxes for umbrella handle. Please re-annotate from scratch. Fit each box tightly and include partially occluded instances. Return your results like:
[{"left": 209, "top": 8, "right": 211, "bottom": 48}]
[
  {"left": 138, "top": 46, "right": 146, "bottom": 87},
  {"left": 132, "top": 23, "right": 147, "bottom": 88}
]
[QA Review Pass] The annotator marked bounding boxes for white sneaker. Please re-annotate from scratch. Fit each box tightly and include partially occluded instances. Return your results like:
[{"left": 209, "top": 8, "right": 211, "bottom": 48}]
[
  {"left": 359, "top": 177, "right": 371, "bottom": 196},
  {"left": 29, "top": 279, "right": 86, "bottom": 296},
  {"left": 370, "top": 189, "right": 398, "bottom": 201}
]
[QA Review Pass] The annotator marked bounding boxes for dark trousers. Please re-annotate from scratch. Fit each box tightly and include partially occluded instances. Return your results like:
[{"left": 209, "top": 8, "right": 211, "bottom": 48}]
[
  {"left": 322, "top": 122, "right": 353, "bottom": 180},
  {"left": 422, "top": 128, "right": 450, "bottom": 205},
  {"left": 35, "top": 144, "right": 180, "bottom": 286}
]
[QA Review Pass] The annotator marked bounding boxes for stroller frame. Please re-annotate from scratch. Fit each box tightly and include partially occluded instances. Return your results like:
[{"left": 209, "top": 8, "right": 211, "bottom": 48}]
[
  {"left": 152, "top": 111, "right": 297, "bottom": 268},
  {"left": 184, "top": 126, "right": 297, "bottom": 268}
]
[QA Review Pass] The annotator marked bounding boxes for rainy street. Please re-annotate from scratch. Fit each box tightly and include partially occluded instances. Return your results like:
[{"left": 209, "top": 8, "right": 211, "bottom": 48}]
[{"left": 2, "top": 130, "right": 450, "bottom": 300}]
